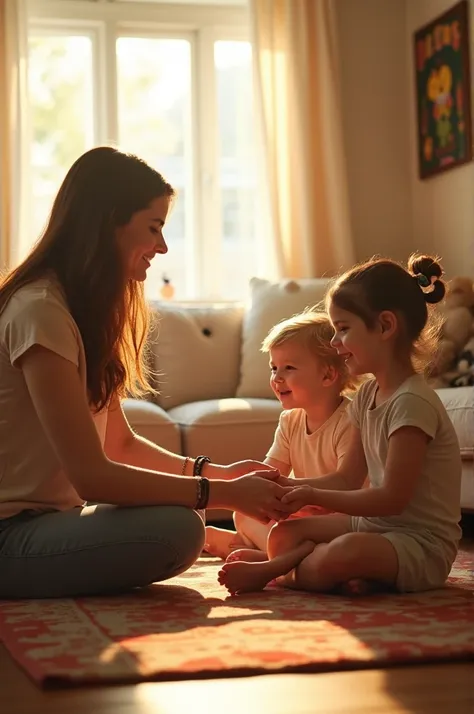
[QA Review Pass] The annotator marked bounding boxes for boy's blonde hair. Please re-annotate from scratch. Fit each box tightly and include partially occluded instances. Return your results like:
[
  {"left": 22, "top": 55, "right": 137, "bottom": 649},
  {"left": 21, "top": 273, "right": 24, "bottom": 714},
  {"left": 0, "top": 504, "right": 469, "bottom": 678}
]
[{"left": 261, "top": 309, "right": 358, "bottom": 394}]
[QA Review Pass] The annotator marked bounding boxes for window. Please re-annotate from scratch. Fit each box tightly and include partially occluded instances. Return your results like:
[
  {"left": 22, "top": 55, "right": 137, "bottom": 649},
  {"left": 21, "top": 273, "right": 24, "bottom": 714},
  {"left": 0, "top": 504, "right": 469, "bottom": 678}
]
[
  {"left": 28, "top": 33, "right": 95, "bottom": 247},
  {"left": 26, "top": 0, "right": 264, "bottom": 301},
  {"left": 116, "top": 36, "right": 193, "bottom": 298},
  {"left": 215, "top": 40, "right": 258, "bottom": 300}
]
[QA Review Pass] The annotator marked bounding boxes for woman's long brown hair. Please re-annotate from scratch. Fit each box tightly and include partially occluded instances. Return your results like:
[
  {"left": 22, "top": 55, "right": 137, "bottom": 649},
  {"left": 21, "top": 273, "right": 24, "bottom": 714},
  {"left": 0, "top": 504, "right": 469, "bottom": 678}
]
[{"left": 0, "top": 147, "right": 175, "bottom": 411}]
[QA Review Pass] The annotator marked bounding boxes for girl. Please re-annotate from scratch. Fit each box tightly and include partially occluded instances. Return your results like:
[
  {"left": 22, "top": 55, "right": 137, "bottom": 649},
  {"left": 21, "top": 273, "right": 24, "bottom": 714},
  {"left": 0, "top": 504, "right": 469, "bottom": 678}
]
[
  {"left": 205, "top": 310, "right": 358, "bottom": 560},
  {"left": 218, "top": 255, "right": 462, "bottom": 595},
  {"left": 0, "top": 147, "right": 293, "bottom": 599}
]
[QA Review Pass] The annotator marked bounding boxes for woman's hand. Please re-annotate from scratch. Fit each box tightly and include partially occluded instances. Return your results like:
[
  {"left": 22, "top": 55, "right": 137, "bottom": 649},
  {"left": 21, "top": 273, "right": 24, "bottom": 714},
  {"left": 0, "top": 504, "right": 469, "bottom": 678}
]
[
  {"left": 222, "top": 470, "right": 295, "bottom": 523},
  {"left": 223, "top": 460, "right": 271, "bottom": 479},
  {"left": 273, "top": 474, "right": 295, "bottom": 488},
  {"left": 281, "top": 485, "right": 317, "bottom": 514}
]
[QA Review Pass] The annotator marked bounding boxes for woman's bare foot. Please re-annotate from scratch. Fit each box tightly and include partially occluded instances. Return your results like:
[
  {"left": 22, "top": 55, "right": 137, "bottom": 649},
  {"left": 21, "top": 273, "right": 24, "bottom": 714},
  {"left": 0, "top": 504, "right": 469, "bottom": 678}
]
[
  {"left": 226, "top": 548, "right": 267, "bottom": 564},
  {"left": 204, "top": 526, "right": 248, "bottom": 560}
]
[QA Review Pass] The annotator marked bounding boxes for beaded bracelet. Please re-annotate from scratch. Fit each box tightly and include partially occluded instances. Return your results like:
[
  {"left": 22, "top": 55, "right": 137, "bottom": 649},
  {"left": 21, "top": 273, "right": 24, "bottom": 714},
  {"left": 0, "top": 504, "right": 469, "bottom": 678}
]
[
  {"left": 193, "top": 455, "right": 211, "bottom": 477},
  {"left": 195, "top": 476, "right": 210, "bottom": 510}
]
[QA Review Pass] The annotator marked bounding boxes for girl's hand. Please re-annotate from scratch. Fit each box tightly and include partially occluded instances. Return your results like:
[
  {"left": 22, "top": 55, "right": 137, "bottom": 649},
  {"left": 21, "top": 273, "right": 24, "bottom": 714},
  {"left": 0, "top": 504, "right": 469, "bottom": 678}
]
[
  {"left": 281, "top": 485, "right": 317, "bottom": 514},
  {"left": 223, "top": 460, "right": 273, "bottom": 479},
  {"left": 224, "top": 471, "right": 294, "bottom": 523}
]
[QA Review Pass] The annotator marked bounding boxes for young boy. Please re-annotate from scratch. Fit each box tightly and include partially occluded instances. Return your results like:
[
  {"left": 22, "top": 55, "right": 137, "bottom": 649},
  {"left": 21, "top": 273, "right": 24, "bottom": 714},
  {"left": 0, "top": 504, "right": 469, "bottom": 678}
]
[{"left": 204, "top": 310, "right": 358, "bottom": 560}]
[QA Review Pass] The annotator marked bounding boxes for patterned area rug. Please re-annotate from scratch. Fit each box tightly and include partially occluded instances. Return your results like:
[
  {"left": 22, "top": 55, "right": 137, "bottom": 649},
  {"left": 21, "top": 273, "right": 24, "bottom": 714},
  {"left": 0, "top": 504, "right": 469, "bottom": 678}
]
[{"left": 0, "top": 551, "right": 473, "bottom": 687}]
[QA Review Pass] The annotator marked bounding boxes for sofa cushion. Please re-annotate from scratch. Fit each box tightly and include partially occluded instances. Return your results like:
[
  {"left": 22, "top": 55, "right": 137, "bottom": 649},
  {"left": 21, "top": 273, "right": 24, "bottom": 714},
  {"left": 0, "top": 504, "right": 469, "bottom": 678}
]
[
  {"left": 148, "top": 302, "right": 244, "bottom": 410},
  {"left": 236, "top": 277, "right": 330, "bottom": 399},
  {"left": 436, "top": 387, "right": 474, "bottom": 459},
  {"left": 122, "top": 398, "right": 182, "bottom": 454},
  {"left": 168, "top": 398, "right": 282, "bottom": 464}
]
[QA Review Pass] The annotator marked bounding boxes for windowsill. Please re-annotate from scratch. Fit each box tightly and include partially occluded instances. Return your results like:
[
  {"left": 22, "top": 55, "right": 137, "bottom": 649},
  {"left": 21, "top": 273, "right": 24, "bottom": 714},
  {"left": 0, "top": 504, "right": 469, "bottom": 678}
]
[{"left": 148, "top": 298, "right": 247, "bottom": 307}]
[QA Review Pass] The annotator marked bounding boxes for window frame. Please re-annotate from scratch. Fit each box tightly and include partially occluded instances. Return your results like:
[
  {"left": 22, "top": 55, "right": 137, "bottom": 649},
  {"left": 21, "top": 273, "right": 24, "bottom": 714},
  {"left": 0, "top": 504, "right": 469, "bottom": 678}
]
[{"left": 26, "top": 0, "right": 252, "bottom": 300}]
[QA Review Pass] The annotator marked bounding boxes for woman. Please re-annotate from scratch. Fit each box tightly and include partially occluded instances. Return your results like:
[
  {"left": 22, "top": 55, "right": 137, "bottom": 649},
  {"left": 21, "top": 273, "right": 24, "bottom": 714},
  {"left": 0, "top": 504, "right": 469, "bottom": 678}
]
[{"left": 0, "top": 147, "right": 291, "bottom": 598}]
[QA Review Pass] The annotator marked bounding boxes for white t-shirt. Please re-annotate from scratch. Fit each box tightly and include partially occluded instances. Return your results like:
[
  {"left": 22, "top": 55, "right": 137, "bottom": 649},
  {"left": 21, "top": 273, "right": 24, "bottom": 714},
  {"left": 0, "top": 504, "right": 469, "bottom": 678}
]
[
  {"left": 0, "top": 277, "right": 108, "bottom": 518},
  {"left": 348, "top": 375, "right": 462, "bottom": 554},
  {"left": 266, "top": 399, "right": 351, "bottom": 515}
]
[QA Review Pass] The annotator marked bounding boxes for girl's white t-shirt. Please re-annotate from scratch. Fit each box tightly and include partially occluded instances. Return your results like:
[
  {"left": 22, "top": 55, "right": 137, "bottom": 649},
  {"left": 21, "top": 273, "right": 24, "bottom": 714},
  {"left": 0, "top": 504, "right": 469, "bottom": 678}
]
[
  {"left": 348, "top": 375, "right": 462, "bottom": 556},
  {"left": 0, "top": 278, "right": 108, "bottom": 519}
]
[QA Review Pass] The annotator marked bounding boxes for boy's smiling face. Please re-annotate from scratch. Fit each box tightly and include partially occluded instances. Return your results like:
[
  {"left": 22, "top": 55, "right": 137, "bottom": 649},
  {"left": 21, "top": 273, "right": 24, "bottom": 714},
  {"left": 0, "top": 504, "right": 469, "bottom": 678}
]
[{"left": 269, "top": 339, "right": 334, "bottom": 410}]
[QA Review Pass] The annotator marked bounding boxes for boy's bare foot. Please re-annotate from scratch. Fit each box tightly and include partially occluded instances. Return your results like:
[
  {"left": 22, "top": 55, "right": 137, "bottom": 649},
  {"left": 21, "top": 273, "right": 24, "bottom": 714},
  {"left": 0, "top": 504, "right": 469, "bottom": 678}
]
[
  {"left": 204, "top": 526, "right": 248, "bottom": 560},
  {"left": 226, "top": 548, "right": 267, "bottom": 564}
]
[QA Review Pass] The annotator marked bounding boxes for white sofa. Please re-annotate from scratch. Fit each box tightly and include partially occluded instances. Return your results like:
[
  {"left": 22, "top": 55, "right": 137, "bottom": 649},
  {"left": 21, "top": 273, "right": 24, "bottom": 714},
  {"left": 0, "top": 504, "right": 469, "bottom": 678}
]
[
  {"left": 434, "top": 387, "right": 474, "bottom": 512},
  {"left": 122, "top": 277, "right": 474, "bottom": 515}
]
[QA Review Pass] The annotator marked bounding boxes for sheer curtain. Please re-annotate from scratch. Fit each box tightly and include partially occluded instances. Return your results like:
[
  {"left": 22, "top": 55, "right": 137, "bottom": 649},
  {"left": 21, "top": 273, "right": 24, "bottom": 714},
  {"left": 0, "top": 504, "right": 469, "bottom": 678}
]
[
  {"left": 0, "top": 0, "right": 30, "bottom": 270},
  {"left": 250, "top": 0, "right": 354, "bottom": 278}
]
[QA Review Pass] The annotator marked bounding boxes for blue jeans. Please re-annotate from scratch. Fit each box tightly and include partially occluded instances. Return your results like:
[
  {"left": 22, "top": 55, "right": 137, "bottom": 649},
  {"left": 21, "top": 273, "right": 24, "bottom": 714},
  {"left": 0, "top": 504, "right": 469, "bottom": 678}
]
[{"left": 0, "top": 504, "right": 205, "bottom": 599}]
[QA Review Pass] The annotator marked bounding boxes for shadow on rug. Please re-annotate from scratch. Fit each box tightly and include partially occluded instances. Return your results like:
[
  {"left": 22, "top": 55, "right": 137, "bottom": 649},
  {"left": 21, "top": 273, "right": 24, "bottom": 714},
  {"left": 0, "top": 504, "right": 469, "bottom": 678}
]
[{"left": 0, "top": 550, "right": 473, "bottom": 687}]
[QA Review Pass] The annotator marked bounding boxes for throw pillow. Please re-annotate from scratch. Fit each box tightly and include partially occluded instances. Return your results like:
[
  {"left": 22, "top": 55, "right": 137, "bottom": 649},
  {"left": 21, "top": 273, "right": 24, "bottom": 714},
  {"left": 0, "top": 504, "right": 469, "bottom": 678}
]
[
  {"left": 149, "top": 302, "right": 244, "bottom": 410},
  {"left": 237, "top": 277, "right": 330, "bottom": 399}
]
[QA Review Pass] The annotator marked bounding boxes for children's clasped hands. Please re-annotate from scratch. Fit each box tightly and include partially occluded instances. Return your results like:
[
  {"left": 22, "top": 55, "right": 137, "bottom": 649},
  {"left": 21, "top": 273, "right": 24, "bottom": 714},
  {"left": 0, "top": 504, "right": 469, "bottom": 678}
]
[
  {"left": 280, "top": 484, "right": 318, "bottom": 512},
  {"left": 272, "top": 476, "right": 324, "bottom": 517},
  {"left": 225, "top": 460, "right": 316, "bottom": 523}
]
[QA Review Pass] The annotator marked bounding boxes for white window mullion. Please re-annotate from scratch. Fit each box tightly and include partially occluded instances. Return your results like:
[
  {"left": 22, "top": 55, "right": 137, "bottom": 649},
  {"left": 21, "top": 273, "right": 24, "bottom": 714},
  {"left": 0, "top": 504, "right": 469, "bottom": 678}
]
[
  {"left": 184, "top": 32, "right": 198, "bottom": 299},
  {"left": 101, "top": 19, "right": 118, "bottom": 144},
  {"left": 195, "top": 27, "right": 221, "bottom": 300}
]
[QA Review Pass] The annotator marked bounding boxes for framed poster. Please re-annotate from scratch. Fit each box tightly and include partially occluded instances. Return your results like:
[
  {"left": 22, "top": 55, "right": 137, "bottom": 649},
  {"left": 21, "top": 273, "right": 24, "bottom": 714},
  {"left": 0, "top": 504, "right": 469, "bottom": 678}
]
[{"left": 414, "top": 0, "right": 472, "bottom": 179}]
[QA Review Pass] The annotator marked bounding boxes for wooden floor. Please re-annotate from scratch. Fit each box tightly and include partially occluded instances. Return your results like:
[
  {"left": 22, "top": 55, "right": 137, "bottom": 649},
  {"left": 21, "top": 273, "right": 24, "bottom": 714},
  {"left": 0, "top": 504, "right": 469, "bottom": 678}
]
[
  {"left": 2, "top": 648, "right": 472, "bottom": 714},
  {"left": 2, "top": 534, "right": 473, "bottom": 714}
]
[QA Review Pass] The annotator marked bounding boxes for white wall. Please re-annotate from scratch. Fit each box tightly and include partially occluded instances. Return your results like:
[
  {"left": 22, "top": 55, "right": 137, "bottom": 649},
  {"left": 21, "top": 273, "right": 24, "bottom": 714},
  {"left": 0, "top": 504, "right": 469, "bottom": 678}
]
[
  {"left": 336, "top": 0, "right": 412, "bottom": 264},
  {"left": 336, "top": 0, "right": 474, "bottom": 279},
  {"left": 406, "top": 0, "right": 474, "bottom": 278}
]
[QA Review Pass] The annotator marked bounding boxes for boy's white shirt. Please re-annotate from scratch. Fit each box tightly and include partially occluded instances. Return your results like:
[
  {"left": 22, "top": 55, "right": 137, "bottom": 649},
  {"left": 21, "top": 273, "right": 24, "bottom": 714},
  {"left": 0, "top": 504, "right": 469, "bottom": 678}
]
[{"left": 266, "top": 398, "right": 351, "bottom": 481}]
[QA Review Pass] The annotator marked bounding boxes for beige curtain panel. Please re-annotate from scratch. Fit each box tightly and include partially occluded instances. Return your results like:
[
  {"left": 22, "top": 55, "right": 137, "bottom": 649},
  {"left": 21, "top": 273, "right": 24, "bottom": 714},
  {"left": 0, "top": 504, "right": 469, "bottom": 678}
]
[
  {"left": 250, "top": 0, "right": 354, "bottom": 279},
  {"left": 0, "top": 0, "right": 29, "bottom": 270}
]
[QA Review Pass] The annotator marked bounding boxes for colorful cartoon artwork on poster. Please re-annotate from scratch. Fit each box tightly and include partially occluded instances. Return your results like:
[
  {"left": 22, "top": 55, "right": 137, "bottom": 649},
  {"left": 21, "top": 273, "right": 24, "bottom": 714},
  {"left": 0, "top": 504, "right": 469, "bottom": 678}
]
[{"left": 414, "top": 0, "right": 472, "bottom": 179}]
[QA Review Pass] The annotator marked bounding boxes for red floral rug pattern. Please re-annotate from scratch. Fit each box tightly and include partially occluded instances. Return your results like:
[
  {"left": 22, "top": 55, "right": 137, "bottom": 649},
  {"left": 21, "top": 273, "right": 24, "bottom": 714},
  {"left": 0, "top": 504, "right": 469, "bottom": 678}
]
[{"left": 0, "top": 551, "right": 473, "bottom": 687}]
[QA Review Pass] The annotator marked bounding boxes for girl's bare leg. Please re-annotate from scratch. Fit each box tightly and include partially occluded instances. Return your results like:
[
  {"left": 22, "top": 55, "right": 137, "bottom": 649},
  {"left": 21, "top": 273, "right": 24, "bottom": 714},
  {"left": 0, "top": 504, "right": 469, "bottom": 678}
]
[
  {"left": 226, "top": 548, "right": 269, "bottom": 563},
  {"left": 218, "top": 541, "right": 315, "bottom": 595},
  {"left": 274, "top": 531, "right": 399, "bottom": 592},
  {"left": 218, "top": 514, "right": 351, "bottom": 594}
]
